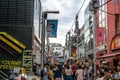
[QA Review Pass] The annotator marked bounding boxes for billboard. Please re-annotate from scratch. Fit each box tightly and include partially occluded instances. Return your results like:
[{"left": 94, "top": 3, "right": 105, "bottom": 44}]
[
  {"left": 0, "top": 26, "right": 33, "bottom": 69},
  {"left": 46, "top": 19, "right": 58, "bottom": 37}
]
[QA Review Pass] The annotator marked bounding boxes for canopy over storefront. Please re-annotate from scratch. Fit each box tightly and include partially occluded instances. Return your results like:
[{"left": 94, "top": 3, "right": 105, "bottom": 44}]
[{"left": 97, "top": 52, "right": 120, "bottom": 59}]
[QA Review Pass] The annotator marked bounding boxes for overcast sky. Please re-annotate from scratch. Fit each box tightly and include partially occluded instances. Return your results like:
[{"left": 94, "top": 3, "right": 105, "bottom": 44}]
[{"left": 41, "top": 0, "right": 90, "bottom": 46}]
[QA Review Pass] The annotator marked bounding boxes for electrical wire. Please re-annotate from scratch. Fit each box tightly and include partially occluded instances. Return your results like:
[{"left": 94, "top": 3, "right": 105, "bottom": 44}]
[
  {"left": 77, "top": 0, "right": 85, "bottom": 15},
  {"left": 96, "top": 0, "right": 112, "bottom": 9},
  {"left": 68, "top": 21, "right": 74, "bottom": 34},
  {"left": 98, "top": 8, "right": 114, "bottom": 15},
  {"left": 98, "top": 8, "right": 120, "bottom": 17},
  {"left": 96, "top": 1, "right": 120, "bottom": 18},
  {"left": 66, "top": 0, "right": 86, "bottom": 34},
  {"left": 67, "top": 0, "right": 112, "bottom": 35},
  {"left": 66, "top": 0, "right": 112, "bottom": 35}
]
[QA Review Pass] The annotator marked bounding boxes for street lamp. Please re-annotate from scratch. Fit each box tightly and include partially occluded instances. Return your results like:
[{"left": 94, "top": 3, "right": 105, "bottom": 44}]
[{"left": 41, "top": 10, "right": 59, "bottom": 69}]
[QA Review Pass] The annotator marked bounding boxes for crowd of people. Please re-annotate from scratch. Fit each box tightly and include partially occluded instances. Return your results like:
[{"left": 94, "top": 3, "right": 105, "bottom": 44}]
[{"left": 39, "top": 59, "right": 120, "bottom": 80}]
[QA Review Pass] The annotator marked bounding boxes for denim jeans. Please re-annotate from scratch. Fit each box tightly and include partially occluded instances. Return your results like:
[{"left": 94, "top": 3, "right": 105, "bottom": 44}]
[{"left": 65, "top": 75, "right": 73, "bottom": 80}]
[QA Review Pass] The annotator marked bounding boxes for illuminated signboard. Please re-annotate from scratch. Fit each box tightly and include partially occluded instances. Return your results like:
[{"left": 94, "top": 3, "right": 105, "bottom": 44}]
[
  {"left": 111, "top": 36, "right": 120, "bottom": 51},
  {"left": 72, "top": 46, "right": 77, "bottom": 58},
  {"left": 0, "top": 60, "right": 21, "bottom": 69}
]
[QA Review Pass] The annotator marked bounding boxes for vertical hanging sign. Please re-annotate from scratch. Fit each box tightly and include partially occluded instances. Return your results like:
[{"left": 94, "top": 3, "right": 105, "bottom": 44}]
[
  {"left": 97, "top": 27, "right": 104, "bottom": 41},
  {"left": 22, "top": 50, "right": 32, "bottom": 73},
  {"left": 46, "top": 19, "right": 58, "bottom": 37}
]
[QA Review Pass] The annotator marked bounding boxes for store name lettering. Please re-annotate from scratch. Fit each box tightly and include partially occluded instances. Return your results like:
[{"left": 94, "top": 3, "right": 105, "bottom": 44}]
[{"left": 0, "top": 60, "right": 21, "bottom": 69}]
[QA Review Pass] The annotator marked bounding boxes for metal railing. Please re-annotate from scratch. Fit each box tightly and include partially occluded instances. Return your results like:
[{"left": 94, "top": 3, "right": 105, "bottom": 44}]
[{"left": 0, "top": 70, "right": 8, "bottom": 79}]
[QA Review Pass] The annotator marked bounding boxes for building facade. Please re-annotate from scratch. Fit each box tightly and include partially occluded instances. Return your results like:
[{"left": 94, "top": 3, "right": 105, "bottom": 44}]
[
  {"left": 0, "top": 0, "right": 34, "bottom": 26},
  {"left": 78, "top": 0, "right": 120, "bottom": 67},
  {"left": 0, "top": 0, "right": 35, "bottom": 78},
  {"left": 96, "top": 0, "right": 120, "bottom": 67},
  {"left": 50, "top": 43, "right": 63, "bottom": 63},
  {"left": 77, "top": 3, "right": 94, "bottom": 61},
  {"left": 33, "top": 0, "right": 41, "bottom": 66}
]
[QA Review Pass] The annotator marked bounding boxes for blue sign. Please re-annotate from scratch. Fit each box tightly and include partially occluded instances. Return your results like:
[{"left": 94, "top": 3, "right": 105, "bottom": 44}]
[{"left": 47, "top": 19, "right": 58, "bottom": 37}]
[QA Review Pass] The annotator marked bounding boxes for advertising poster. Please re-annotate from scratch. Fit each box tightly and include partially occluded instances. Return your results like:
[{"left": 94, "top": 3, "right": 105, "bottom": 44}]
[{"left": 47, "top": 19, "right": 58, "bottom": 37}]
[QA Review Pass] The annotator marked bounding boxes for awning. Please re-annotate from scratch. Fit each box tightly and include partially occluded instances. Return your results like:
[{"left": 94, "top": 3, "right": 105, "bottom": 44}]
[{"left": 97, "top": 52, "right": 120, "bottom": 59}]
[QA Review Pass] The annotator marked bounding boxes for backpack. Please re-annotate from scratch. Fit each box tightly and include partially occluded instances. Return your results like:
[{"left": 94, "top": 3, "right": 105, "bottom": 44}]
[{"left": 40, "top": 69, "right": 44, "bottom": 78}]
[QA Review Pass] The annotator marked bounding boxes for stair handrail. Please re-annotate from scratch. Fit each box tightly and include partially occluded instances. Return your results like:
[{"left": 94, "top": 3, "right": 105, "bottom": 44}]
[{"left": 0, "top": 70, "right": 8, "bottom": 78}]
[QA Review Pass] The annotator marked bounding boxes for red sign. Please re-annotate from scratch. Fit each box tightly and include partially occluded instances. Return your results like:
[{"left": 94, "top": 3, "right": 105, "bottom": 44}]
[
  {"left": 97, "top": 27, "right": 104, "bottom": 41},
  {"left": 111, "top": 36, "right": 120, "bottom": 50}
]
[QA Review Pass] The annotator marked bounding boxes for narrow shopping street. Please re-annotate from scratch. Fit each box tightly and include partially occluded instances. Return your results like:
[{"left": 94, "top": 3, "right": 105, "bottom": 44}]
[{"left": 0, "top": 0, "right": 120, "bottom": 80}]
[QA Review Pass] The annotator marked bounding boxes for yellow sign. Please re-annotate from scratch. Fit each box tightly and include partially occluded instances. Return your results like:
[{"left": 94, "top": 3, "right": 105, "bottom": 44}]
[
  {"left": 25, "top": 66, "right": 32, "bottom": 72},
  {"left": 0, "top": 35, "right": 22, "bottom": 53},
  {"left": 0, "top": 32, "right": 26, "bottom": 49},
  {"left": 111, "top": 36, "right": 120, "bottom": 50},
  {"left": 23, "top": 50, "right": 32, "bottom": 60},
  {"left": 23, "top": 60, "right": 32, "bottom": 66},
  {"left": 0, "top": 60, "right": 21, "bottom": 69},
  {"left": 22, "top": 50, "right": 32, "bottom": 73}
]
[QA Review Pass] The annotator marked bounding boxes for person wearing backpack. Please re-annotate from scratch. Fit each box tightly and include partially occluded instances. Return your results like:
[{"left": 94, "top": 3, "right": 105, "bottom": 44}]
[
  {"left": 41, "top": 69, "right": 44, "bottom": 80},
  {"left": 41, "top": 63, "right": 49, "bottom": 80},
  {"left": 54, "top": 65, "right": 62, "bottom": 80}
]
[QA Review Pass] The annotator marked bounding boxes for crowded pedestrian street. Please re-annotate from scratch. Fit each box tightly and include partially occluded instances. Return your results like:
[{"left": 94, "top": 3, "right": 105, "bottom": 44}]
[
  {"left": 0, "top": 0, "right": 120, "bottom": 80},
  {"left": 37, "top": 58, "right": 120, "bottom": 80}
]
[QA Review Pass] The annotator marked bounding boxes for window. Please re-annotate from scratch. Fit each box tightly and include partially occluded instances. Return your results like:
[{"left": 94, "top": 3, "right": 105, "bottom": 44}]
[
  {"left": 115, "top": 14, "right": 120, "bottom": 35},
  {"left": 114, "top": 0, "right": 118, "bottom": 4}
]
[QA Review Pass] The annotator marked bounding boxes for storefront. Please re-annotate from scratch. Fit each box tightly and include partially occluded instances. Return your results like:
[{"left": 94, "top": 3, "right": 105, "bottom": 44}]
[
  {"left": 110, "top": 35, "right": 120, "bottom": 68},
  {"left": 97, "top": 35, "right": 120, "bottom": 67},
  {"left": 97, "top": 54, "right": 120, "bottom": 68}
]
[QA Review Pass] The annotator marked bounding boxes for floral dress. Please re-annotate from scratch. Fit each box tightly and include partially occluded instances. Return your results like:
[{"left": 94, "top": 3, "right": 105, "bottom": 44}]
[{"left": 76, "top": 69, "right": 84, "bottom": 80}]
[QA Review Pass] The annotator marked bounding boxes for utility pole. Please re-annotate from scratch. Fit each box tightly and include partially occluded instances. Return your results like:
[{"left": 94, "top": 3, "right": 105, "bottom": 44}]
[
  {"left": 41, "top": 11, "right": 59, "bottom": 69},
  {"left": 89, "top": 0, "right": 98, "bottom": 80},
  {"left": 92, "top": 1, "right": 98, "bottom": 80},
  {"left": 41, "top": 12, "right": 46, "bottom": 69},
  {"left": 39, "top": 0, "right": 41, "bottom": 38},
  {"left": 93, "top": 10, "right": 97, "bottom": 80}
]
